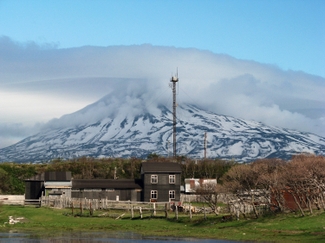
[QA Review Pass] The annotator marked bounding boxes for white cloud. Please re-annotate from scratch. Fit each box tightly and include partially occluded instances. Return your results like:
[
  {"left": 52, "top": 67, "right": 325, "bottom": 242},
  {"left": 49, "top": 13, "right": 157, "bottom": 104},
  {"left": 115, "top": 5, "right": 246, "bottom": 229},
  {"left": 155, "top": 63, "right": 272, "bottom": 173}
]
[
  {"left": 0, "top": 37, "right": 324, "bottom": 148},
  {"left": 0, "top": 123, "right": 40, "bottom": 148}
]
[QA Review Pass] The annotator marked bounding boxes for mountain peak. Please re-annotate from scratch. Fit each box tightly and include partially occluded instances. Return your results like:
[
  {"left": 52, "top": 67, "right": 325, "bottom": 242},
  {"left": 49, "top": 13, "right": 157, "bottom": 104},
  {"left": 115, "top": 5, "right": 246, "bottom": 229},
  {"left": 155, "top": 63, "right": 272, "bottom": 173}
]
[{"left": 0, "top": 99, "right": 324, "bottom": 163}]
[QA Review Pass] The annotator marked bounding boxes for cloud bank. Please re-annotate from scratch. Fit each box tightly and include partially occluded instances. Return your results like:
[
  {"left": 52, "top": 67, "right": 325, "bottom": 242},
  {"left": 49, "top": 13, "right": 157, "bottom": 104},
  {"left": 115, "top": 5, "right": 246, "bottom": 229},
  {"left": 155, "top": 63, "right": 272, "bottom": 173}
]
[{"left": 0, "top": 37, "right": 324, "bottom": 148}]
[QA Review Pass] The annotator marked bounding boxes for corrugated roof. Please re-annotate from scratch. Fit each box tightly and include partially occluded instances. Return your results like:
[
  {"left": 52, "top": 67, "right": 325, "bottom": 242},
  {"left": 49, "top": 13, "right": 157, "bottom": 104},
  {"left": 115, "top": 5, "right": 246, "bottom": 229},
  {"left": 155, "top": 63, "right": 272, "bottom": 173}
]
[
  {"left": 72, "top": 179, "right": 142, "bottom": 190},
  {"left": 141, "top": 162, "right": 182, "bottom": 173},
  {"left": 44, "top": 181, "right": 72, "bottom": 189}
]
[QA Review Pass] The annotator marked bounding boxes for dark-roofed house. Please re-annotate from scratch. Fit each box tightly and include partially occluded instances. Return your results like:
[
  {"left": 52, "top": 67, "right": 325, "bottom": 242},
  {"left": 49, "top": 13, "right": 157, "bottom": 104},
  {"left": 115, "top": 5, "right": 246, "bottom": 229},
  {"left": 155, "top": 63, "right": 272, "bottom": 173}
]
[
  {"left": 141, "top": 162, "right": 182, "bottom": 202},
  {"left": 72, "top": 179, "right": 142, "bottom": 201}
]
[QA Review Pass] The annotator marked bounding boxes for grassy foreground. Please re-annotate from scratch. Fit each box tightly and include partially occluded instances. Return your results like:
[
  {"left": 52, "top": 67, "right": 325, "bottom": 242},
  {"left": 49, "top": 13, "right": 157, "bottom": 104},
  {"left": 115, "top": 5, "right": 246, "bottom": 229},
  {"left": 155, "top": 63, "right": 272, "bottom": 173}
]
[{"left": 1, "top": 205, "right": 325, "bottom": 242}]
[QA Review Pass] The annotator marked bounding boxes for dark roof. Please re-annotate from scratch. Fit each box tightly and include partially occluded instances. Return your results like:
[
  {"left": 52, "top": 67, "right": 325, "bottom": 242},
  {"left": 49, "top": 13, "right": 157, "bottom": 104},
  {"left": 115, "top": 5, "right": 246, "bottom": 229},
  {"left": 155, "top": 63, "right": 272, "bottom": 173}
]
[
  {"left": 45, "top": 171, "right": 71, "bottom": 181},
  {"left": 72, "top": 179, "right": 142, "bottom": 190},
  {"left": 141, "top": 162, "right": 182, "bottom": 173}
]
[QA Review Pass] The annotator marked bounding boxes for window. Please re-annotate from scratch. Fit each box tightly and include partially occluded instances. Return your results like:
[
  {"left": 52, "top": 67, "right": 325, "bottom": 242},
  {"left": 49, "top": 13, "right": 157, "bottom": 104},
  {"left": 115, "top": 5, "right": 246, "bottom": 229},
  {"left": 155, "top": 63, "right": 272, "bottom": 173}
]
[
  {"left": 169, "top": 175, "right": 175, "bottom": 184},
  {"left": 169, "top": 190, "right": 175, "bottom": 199},
  {"left": 151, "top": 190, "right": 158, "bottom": 199},
  {"left": 151, "top": 175, "right": 158, "bottom": 184}
]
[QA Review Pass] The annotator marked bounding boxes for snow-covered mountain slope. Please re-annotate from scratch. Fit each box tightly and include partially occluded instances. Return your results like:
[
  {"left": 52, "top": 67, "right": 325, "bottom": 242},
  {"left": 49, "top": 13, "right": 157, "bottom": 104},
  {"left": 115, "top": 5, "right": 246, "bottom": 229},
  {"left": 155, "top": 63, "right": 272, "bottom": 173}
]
[{"left": 0, "top": 100, "right": 324, "bottom": 163}]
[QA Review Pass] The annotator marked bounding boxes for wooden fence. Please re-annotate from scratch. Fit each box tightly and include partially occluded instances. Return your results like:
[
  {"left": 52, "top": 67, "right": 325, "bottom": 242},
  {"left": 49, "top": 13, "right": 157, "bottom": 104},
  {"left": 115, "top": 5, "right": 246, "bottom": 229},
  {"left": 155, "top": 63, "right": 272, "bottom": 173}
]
[
  {"left": 41, "top": 196, "right": 165, "bottom": 210},
  {"left": 40, "top": 196, "right": 206, "bottom": 219},
  {"left": 39, "top": 195, "right": 270, "bottom": 220},
  {"left": 0, "top": 195, "right": 25, "bottom": 205}
]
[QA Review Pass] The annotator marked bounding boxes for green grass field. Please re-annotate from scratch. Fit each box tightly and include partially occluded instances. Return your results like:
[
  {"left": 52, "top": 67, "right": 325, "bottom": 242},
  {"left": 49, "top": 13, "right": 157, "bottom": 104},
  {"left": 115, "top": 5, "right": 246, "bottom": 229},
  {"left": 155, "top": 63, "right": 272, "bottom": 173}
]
[{"left": 1, "top": 205, "right": 325, "bottom": 242}]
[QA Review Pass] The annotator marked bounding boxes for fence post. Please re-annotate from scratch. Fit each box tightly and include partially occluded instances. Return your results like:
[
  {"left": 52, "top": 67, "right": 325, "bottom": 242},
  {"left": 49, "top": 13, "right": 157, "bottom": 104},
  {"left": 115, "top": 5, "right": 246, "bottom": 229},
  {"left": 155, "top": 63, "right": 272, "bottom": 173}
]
[
  {"left": 131, "top": 205, "right": 134, "bottom": 219},
  {"left": 153, "top": 203, "right": 156, "bottom": 216},
  {"left": 175, "top": 206, "right": 178, "bottom": 220},
  {"left": 165, "top": 203, "right": 168, "bottom": 218},
  {"left": 80, "top": 200, "right": 83, "bottom": 215},
  {"left": 139, "top": 207, "right": 143, "bottom": 219},
  {"left": 189, "top": 202, "right": 192, "bottom": 220}
]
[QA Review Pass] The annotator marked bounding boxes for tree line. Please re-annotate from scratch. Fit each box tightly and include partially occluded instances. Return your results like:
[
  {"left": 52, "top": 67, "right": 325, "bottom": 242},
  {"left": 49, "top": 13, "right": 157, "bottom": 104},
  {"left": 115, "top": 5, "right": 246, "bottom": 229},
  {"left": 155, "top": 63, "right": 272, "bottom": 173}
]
[
  {"left": 205, "top": 154, "right": 325, "bottom": 218},
  {"left": 0, "top": 155, "right": 235, "bottom": 194},
  {"left": 1, "top": 153, "right": 325, "bottom": 219}
]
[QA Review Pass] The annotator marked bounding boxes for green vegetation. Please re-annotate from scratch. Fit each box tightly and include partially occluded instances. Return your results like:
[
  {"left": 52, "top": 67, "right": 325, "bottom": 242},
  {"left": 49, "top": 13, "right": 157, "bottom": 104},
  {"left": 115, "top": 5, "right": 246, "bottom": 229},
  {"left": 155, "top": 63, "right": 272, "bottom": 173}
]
[
  {"left": 0, "top": 205, "right": 325, "bottom": 242},
  {"left": 0, "top": 163, "right": 39, "bottom": 194}
]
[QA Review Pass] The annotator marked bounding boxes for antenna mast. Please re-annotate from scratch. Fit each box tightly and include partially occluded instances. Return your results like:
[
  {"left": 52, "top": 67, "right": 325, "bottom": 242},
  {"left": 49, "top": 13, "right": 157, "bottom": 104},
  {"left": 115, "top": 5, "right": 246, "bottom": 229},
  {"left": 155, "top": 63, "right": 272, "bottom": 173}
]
[{"left": 170, "top": 71, "right": 179, "bottom": 157}]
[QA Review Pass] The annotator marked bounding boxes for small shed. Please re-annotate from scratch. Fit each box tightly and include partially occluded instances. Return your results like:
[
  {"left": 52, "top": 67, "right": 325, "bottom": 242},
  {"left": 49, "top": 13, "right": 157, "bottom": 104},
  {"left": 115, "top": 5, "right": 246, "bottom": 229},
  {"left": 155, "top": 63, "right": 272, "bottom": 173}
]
[
  {"left": 25, "top": 172, "right": 72, "bottom": 201},
  {"left": 44, "top": 181, "right": 72, "bottom": 198}
]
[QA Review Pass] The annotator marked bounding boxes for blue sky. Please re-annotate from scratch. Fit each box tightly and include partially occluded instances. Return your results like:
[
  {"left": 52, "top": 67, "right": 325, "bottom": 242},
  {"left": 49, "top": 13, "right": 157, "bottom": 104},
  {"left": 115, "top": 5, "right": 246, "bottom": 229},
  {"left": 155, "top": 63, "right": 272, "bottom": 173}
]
[
  {"left": 0, "top": 0, "right": 325, "bottom": 149},
  {"left": 1, "top": 0, "right": 324, "bottom": 77}
]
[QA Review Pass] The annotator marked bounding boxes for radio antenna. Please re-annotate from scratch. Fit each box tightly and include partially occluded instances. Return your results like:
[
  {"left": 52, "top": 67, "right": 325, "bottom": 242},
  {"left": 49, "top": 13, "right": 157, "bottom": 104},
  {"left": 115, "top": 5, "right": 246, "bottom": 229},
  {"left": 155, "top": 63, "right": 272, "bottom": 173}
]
[{"left": 170, "top": 70, "right": 179, "bottom": 157}]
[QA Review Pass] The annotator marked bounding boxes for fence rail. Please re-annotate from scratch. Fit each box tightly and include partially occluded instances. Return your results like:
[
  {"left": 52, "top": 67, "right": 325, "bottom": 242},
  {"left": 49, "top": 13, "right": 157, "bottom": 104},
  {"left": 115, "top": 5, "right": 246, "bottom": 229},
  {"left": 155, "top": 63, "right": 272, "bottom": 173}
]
[
  {"left": 40, "top": 196, "right": 169, "bottom": 210},
  {"left": 24, "top": 199, "right": 41, "bottom": 206},
  {"left": 40, "top": 196, "right": 198, "bottom": 219}
]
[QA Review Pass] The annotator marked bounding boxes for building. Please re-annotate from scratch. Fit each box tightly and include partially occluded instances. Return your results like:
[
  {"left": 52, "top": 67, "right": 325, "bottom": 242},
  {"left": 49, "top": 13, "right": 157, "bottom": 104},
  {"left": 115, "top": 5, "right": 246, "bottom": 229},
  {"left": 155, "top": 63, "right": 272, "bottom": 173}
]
[
  {"left": 71, "top": 179, "right": 142, "bottom": 201},
  {"left": 184, "top": 178, "right": 217, "bottom": 194},
  {"left": 25, "top": 171, "right": 71, "bottom": 201},
  {"left": 141, "top": 162, "right": 182, "bottom": 202},
  {"left": 25, "top": 162, "right": 182, "bottom": 203}
]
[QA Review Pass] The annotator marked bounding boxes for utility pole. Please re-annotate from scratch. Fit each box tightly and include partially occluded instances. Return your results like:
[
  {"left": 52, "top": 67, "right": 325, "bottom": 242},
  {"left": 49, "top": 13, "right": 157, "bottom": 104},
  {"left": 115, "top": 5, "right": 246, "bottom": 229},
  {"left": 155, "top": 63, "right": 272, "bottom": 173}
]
[
  {"left": 170, "top": 73, "right": 178, "bottom": 157},
  {"left": 114, "top": 167, "right": 117, "bottom": 180},
  {"left": 167, "top": 140, "right": 170, "bottom": 157},
  {"left": 204, "top": 132, "right": 207, "bottom": 159}
]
